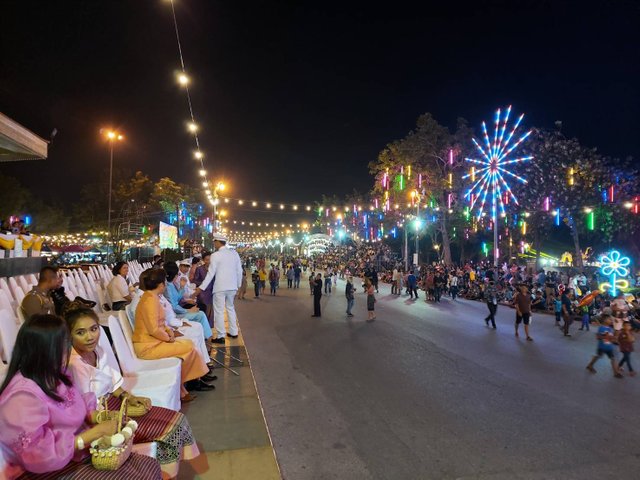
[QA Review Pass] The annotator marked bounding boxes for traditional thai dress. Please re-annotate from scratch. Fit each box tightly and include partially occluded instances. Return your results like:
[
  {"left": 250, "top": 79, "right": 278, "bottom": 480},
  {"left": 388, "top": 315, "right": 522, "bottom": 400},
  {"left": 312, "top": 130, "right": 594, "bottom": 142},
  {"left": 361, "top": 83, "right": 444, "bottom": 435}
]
[
  {"left": 132, "top": 291, "right": 208, "bottom": 395},
  {"left": 0, "top": 372, "right": 161, "bottom": 480},
  {"left": 67, "top": 346, "right": 200, "bottom": 478}
]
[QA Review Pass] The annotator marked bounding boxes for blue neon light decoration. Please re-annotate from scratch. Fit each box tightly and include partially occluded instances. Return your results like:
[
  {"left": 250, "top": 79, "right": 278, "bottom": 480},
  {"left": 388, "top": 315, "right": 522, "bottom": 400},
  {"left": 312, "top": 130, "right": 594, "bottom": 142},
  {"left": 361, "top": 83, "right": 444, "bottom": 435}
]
[{"left": 600, "top": 250, "right": 630, "bottom": 296}]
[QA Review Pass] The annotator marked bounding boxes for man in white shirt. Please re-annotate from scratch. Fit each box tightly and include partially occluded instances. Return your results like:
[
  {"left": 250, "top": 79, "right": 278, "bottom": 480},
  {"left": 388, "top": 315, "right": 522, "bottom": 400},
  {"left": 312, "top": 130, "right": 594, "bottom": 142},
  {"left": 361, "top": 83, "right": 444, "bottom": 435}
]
[
  {"left": 177, "top": 260, "right": 196, "bottom": 305},
  {"left": 196, "top": 233, "right": 243, "bottom": 343}
]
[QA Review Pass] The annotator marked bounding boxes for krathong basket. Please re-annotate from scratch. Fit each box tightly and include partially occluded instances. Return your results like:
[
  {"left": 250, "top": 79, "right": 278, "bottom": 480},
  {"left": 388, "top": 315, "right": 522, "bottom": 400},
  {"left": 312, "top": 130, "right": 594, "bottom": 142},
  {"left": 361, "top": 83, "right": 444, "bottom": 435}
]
[
  {"left": 90, "top": 397, "right": 137, "bottom": 470},
  {"left": 123, "top": 395, "right": 149, "bottom": 417}
]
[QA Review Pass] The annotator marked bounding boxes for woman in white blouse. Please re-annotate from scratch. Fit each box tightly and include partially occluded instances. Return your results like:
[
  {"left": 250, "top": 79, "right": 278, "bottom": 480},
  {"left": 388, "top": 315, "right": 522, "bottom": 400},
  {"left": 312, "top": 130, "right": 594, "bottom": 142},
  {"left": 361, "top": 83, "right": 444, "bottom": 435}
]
[
  {"left": 107, "top": 261, "right": 133, "bottom": 310},
  {"left": 65, "top": 307, "right": 201, "bottom": 477}
]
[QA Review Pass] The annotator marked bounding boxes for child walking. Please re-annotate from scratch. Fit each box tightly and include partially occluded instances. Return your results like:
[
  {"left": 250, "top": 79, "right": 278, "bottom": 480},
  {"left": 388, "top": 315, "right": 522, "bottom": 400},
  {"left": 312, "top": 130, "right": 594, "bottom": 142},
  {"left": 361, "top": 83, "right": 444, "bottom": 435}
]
[
  {"left": 553, "top": 294, "right": 562, "bottom": 327},
  {"left": 365, "top": 278, "right": 376, "bottom": 322},
  {"left": 578, "top": 304, "right": 590, "bottom": 331},
  {"left": 586, "top": 314, "right": 623, "bottom": 378},
  {"left": 618, "top": 321, "right": 635, "bottom": 376}
]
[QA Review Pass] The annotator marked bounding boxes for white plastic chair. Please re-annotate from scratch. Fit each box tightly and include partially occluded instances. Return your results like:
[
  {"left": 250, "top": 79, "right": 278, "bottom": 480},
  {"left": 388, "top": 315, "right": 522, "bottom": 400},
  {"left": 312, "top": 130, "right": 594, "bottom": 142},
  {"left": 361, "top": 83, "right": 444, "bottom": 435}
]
[
  {"left": 0, "top": 290, "right": 13, "bottom": 313},
  {"left": 15, "top": 306, "right": 26, "bottom": 325},
  {"left": 7, "top": 278, "right": 24, "bottom": 305},
  {"left": 0, "top": 309, "right": 19, "bottom": 361},
  {"left": 16, "top": 276, "right": 30, "bottom": 294},
  {"left": 26, "top": 273, "right": 38, "bottom": 286},
  {"left": 108, "top": 315, "right": 181, "bottom": 411}
]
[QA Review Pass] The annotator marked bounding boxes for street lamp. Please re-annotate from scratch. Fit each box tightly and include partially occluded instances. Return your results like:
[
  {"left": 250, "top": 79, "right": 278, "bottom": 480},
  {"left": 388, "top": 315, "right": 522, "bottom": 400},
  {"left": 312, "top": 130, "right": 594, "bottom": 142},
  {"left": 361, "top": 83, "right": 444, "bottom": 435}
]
[
  {"left": 101, "top": 129, "right": 124, "bottom": 240},
  {"left": 212, "top": 181, "right": 225, "bottom": 233}
]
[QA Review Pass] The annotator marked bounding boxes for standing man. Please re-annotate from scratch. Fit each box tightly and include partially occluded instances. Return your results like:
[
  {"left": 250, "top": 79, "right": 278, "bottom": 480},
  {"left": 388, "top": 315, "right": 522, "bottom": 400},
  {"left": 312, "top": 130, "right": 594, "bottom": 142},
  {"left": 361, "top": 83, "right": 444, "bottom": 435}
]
[
  {"left": 345, "top": 276, "right": 355, "bottom": 317},
  {"left": 193, "top": 251, "right": 214, "bottom": 327},
  {"left": 196, "top": 234, "right": 243, "bottom": 344},
  {"left": 560, "top": 287, "right": 574, "bottom": 337},
  {"left": 312, "top": 273, "right": 323, "bottom": 317},
  {"left": 293, "top": 264, "right": 301, "bottom": 289},
  {"left": 484, "top": 280, "right": 498, "bottom": 329},
  {"left": 407, "top": 270, "right": 418, "bottom": 300},
  {"left": 514, "top": 284, "right": 533, "bottom": 341}
]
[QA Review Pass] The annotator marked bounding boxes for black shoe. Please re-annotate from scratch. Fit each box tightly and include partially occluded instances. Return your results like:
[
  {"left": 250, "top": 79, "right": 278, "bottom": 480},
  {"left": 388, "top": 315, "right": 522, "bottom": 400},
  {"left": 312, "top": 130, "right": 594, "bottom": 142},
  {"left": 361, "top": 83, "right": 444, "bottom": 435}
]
[
  {"left": 227, "top": 334, "right": 238, "bottom": 338},
  {"left": 347, "top": 313, "right": 354, "bottom": 317},
  {"left": 193, "top": 380, "right": 215, "bottom": 391},
  {"left": 202, "top": 374, "right": 218, "bottom": 382},
  {"left": 311, "top": 315, "right": 320, "bottom": 317},
  {"left": 211, "top": 337, "right": 226, "bottom": 344}
]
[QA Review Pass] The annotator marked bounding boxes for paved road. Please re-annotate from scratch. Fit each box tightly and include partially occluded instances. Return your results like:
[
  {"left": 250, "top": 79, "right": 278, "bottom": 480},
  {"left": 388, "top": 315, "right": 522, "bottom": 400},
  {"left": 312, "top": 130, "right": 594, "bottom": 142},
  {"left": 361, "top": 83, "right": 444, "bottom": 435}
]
[{"left": 236, "top": 277, "right": 640, "bottom": 480}]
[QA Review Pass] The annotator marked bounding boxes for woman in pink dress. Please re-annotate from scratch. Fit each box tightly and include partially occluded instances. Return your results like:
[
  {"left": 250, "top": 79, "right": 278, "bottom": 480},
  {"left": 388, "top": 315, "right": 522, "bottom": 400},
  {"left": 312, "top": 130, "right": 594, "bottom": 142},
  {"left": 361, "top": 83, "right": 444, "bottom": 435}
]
[{"left": 0, "top": 314, "right": 161, "bottom": 479}]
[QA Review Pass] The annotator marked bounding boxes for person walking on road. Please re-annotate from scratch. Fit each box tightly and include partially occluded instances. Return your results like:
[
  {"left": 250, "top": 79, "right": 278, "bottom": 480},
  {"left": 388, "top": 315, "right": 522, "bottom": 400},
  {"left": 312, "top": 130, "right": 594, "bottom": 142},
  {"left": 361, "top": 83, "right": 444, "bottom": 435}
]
[
  {"left": 450, "top": 273, "right": 459, "bottom": 301},
  {"left": 514, "top": 284, "right": 533, "bottom": 341},
  {"left": 251, "top": 269, "right": 260, "bottom": 298},
  {"left": 365, "top": 278, "right": 376, "bottom": 322},
  {"left": 312, "top": 273, "right": 323, "bottom": 317},
  {"left": 617, "top": 321, "right": 635, "bottom": 376},
  {"left": 269, "top": 265, "right": 279, "bottom": 296},
  {"left": 345, "top": 276, "right": 355, "bottom": 317},
  {"left": 286, "top": 266, "right": 294, "bottom": 288},
  {"left": 293, "top": 265, "right": 301, "bottom": 289},
  {"left": 196, "top": 233, "right": 243, "bottom": 344},
  {"left": 484, "top": 280, "right": 498, "bottom": 329},
  {"left": 586, "top": 314, "right": 623, "bottom": 378},
  {"left": 324, "top": 272, "right": 332, "bottom": 294}
]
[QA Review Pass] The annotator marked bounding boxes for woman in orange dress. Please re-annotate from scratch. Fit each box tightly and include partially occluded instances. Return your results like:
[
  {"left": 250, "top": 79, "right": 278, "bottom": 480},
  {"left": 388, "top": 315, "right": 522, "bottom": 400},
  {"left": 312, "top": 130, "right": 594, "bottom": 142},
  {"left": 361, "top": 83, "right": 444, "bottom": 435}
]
[{"left": 132, "top": 269, "right": 209, "bottom": 403}]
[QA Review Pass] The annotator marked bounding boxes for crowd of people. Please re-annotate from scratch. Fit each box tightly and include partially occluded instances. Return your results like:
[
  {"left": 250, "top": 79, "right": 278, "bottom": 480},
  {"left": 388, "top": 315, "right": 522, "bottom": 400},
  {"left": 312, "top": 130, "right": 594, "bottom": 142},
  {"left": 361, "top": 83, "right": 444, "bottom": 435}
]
[{"left": 0, "top": 232, "right": 243, "bottom": 478}]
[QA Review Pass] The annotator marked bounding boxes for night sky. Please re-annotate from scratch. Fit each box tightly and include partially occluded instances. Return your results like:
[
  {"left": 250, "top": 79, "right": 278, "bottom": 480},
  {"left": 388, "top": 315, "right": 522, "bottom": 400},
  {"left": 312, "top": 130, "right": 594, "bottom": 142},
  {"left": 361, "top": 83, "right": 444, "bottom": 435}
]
[{"left": 1, "top": 0, "right": 638, "bottom": 218}]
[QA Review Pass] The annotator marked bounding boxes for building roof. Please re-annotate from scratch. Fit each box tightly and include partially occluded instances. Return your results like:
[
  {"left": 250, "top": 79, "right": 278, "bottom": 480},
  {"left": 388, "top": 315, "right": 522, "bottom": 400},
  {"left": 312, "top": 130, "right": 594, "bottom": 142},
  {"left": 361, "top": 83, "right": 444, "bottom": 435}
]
[{"left": 0, "top": 112, "right": 48, "bottom": 162}]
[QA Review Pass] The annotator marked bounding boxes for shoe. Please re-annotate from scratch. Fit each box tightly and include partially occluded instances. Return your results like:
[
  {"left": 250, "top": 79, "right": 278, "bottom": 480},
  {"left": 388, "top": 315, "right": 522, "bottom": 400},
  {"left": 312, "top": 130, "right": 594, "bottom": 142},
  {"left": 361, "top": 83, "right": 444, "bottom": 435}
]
[
  {"left": 227, "top": 333, "right": 238, "bottom": 338},
  {"left": 484, "top": 318, "right": 489, "bottom": 326},
  {"left": 614, "top": 373, "right": 624, "bottom": 379},
  {"left": 202, "top": 374, "right": 218, "bottom": 382},
  {"left": 181, "top": 393, "right": 197, "bottom": 403},
  {"left": 564, "top": 334, "right": 572, "bottom": 337},
  {"left": 347, "top": 314, "right": 354, "bottom": 317},
  {"left": 311, "top": 315, "right": 320, "bottom": 317},
  {"left": 526, "top": 337, "right": 533, "bottom": 341},
  {"left": 492, "top": 326, "right": 497, "bottom": 329},
  {"left": 211, "top": 337, "right": 226, "bottom": 344},
  {"left": 586, "top": 366, "right": 597, "bottom": 373},
  {"left": 191, "top": 380, "right": 216, "bottom": 391}
]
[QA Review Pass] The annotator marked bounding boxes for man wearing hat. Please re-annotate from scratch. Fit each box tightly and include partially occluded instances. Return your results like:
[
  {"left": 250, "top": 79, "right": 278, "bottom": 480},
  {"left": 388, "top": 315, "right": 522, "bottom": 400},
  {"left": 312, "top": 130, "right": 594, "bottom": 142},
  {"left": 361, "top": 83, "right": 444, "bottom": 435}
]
[
  {"left": 196, "top": 233, "right": 243, "bottom": 343},
  {"left": 177, "top": 259, "right": 196, "bottom": 308}
]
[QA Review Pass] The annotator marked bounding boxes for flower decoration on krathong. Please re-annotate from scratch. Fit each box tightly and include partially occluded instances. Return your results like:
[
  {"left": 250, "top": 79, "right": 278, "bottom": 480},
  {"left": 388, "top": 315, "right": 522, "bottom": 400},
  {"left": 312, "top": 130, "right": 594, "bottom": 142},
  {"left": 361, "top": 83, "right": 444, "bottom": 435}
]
[{"left": 599, "top": 250, "right": 630, "bottom": 296}]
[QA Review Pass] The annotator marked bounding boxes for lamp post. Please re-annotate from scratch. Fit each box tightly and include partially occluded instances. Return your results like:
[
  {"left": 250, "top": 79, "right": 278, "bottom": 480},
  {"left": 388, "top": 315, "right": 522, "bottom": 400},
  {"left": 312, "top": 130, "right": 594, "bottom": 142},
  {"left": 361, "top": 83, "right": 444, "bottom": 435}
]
[
  {"left": 102, "top": 129, "right": 124, "bottom": 242},
  {"left": 212, "top": 181, "right": 225, "bottom": 233}
]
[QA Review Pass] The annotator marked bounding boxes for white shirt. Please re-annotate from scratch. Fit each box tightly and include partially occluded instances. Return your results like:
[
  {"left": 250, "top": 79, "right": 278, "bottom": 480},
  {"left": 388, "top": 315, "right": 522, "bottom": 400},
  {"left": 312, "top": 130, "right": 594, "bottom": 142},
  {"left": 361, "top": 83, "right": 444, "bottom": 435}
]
[
  {"left": 107, "top": 275, "right": 130, "bottom": 303},
  {"left": 176, "top": 271, "right": 195, "bottom": 300},
  {"left": 68, "top": 344, "right": 124, "bottom": 408},
  {"left": 200, "top": 246, "right": 243, "bottom": 293}
]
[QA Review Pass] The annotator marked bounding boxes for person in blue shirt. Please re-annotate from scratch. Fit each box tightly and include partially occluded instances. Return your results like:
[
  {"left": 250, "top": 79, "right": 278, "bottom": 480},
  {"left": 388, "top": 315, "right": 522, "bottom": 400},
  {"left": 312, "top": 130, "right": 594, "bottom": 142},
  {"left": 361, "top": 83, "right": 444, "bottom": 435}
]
[
  {"left": 586, "top": 314, "right": 623, "bottom": 378},
  {"left": 164, "top": 261, "right": 214, "bottom": 344},
  {"left": 407, "top": 271, "right": 418, "bottom": 300},
  {"left": 553, "top": 293, "right": 562, "bottom": 327}
]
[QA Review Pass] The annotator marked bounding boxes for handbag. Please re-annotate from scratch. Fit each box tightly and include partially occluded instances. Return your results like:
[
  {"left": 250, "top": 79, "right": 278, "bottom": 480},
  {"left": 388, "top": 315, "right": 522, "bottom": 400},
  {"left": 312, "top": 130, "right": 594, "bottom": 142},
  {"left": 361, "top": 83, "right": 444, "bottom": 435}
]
[{"left": 90, "top": 397, "right": 138, "bottom": 470}]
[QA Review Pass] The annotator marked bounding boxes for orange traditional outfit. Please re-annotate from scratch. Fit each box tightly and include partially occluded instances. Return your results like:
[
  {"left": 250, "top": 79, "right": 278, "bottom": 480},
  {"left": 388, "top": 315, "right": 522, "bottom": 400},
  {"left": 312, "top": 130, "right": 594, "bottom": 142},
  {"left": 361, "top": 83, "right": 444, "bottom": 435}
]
[{"left": 132, "top": 291, "right": 208, "bottom": 396}]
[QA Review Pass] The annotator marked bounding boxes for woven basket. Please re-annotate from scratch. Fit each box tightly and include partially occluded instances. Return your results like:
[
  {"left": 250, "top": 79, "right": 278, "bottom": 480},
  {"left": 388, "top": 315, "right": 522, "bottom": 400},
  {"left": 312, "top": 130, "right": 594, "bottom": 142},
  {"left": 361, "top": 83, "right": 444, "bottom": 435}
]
[
  {"left": 90, "top": 397, "right": 134, "bottom": 470},
  {"left": 126, "top": 402, "right": 148, "bottom": 418}
]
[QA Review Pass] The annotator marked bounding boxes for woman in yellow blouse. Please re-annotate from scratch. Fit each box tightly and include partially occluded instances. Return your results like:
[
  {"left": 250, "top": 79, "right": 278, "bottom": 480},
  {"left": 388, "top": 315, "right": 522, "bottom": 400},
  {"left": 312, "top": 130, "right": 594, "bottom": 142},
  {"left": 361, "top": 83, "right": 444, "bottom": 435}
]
[{"left": 132, "top": 269, "right": 210, "bottom": 403}]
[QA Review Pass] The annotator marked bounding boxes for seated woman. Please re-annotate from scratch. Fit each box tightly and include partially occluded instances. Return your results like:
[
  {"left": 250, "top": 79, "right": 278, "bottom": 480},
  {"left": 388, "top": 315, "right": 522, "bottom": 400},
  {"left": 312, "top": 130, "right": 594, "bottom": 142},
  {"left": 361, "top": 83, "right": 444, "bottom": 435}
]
[
  {"left": 65, "top": 307, "right": 200, "bottom": 478},
  {"left": 163, "top": 261, "right": 214, "bottom": 344},
  {"left": 0, "top": 314, "right": 161, "bottom": 479},
  {"left": 107, "top": 261, "right": 134, "bottom": 311},
  {"left": 132, "top": 269, "right": 212, "bottom": 403}
]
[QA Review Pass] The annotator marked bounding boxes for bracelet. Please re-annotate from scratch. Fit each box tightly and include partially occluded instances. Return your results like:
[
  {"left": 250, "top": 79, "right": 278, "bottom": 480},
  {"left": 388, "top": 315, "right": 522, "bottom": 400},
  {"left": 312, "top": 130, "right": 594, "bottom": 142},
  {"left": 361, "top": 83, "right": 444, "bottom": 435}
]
[{"left": 76, "top": 436, "right": 85, "bottom": 450}]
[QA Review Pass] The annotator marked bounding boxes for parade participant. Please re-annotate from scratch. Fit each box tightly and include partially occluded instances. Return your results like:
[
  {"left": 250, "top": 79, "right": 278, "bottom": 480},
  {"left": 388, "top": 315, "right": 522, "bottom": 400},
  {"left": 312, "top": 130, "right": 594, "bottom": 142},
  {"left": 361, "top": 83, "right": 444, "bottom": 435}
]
[
  {"left": 617, "top": 321, "right": 635, "bottom": 376},
  {"left": 586, "top": 314, "right": 623, "bottom": 378},
  {"left": 133, "top": 269, "right": 210, "bottom": 402},
  {"left": 0, "top": 314, "right": 161, "bottom": 478},
  {"left": 312, "top": 273, "right": 323, "bottom": 317},
  {"left": 514, "top": 284, "right": 533, "bottom": 341},
  {"left": 365, "top": 278, "right": 376, "bottom": 322},
  {"left": 450, "top": 272, "right": 459, "bottom": 301},
  {"left": 484, "top": 280, "right": 498, "bottom": 329},
  {"left": 345, "top": 276, "right": 355, "bottom": 317},
  {"left": 107, "top": 261, "right": 134, "bottom": 311},
  {"left": 20, "top": 265, "right": 57, "bottom": 320},
  {"left": 65, "top": 307, "right": 200, "bottom": 477},
  {"left": 195, "top": 233, "right": 244, "bottom": 343}
]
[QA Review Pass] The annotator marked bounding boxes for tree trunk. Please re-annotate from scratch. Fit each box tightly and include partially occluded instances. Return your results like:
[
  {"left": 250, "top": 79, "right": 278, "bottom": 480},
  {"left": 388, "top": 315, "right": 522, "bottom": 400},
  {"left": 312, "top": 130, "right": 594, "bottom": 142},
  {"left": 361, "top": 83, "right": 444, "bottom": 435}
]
[
  {"left": 440, "top": 213, "right": 453, "bottom": 265},
  {"left": 459, "top": 238, "right": 465, "bottom": 265},
  {"left": 534, "top": 229, "right": 541, "bottom": 270},
  {"left": 570, "top": 219, "right": 583, "bottom": 267}
]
